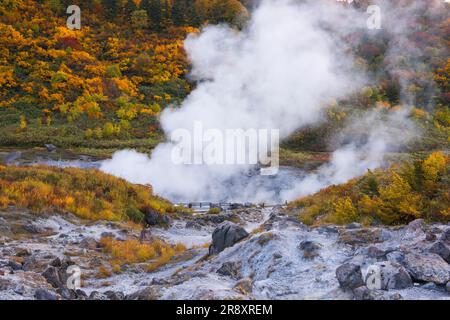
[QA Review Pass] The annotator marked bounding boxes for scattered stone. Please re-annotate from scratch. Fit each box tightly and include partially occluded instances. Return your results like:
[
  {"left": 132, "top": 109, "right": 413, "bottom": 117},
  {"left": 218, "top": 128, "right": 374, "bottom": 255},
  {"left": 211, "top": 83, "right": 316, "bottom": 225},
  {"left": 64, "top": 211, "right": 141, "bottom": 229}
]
[
  {"left": 440, "top": 228, "right": 450, "bottom": 243},
  {"left": 366, "top": 261, "right": 412, "bottom": 290},
  {"left": 346, "top": 222, "right": 362, "bottom": 229},
  {"left": 390, "top": 293, "right": 403, "bottom": 300},
  {"left": 316, "top": 226, "right": 338, "bottom": 234},
  {"left": 403, "top": 252, "right": 450, "bottom": 284},
  {"left": 126, "top": 287, "right": 161, "bottom": 300},
  {"left": 79, "top": 237, "right": 98, "bottom": 250},
  {"left": 89, "top": 291, "right": 108, "bottom": 300},
  {"left": 44, "top": 144, "right": 57, "bottom": 152},
  {"left": 209, "top": 222, "right": 249, "bottom": 255},
  {"left": 185, "top": 221, "right": 203, "bottom": 230},
  {"left": 336, "top": 263, "right": 364, "bottom": 290},
  {"left": 100, "top": 232, "right": 115, "bottom": 239},
  {"left": 352, "top": 286, "right": 386, "bottom": 300},
  {"left": 15, "top": 248, "right": 31, "bottom": 257},
  {"left": 35, "top": 289, "right": 58, "bottom": 300},
  {"left": 386, "top": 251, "right": 405, "bottom": 264},
  {"left": 7, "top": 260, "right": 23, "bottom": 271},
  {"left": 338, "top": 228, "right": 383, "bottom": 246},
  {"left": 426, "top": 233, "right": 437, "bottom": 242},
  {"left": 104, "top": 291, "right": 124, "bottom": 300},
  {"left": 217, "top": 261, "right": 242, "bottom": 279},
  {"left": 429, "top": 241, "right": 450, "bottom": 263},
  {"left": 23, "top": 223, "right": 46, "bottom": 234},
  {"left": 299, "top": 240, "right": 321, "bottom": 259},
  {"left": 421, "top": 282, "right": 439, "bottom": 291}
]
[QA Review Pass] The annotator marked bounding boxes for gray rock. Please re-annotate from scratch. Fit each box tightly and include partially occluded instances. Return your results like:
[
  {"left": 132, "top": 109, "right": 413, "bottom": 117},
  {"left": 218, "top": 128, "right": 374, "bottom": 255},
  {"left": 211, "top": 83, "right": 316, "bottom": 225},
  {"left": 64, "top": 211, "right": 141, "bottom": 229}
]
[
  {"left": 346, "top": 222, "right": 362, "bottom": 229},
  {"left": 23, "top": 223, "right": 46, "bottom": 234},
  {"left": 217, "top": 261, "right": 242, "bottom": 279},
  {"left": 407, "top": 219, "right": 425, "bottom": 231},
  {"left": 366, "top": 261, "right": 412, "bottom": 290},
  {"left": 446, "top": 282, "right": 450, "bottom": 293},
  {"left": 316, "top": 226, "right": 338, "bottom": 234},
  {"left": 336, "top": 263, "right": 364, "bottom": 290},
  {"left": 79, "top": 237, "right": 98, "bottom": 250},
  {"left": 42, "top": 266, "right": 64, "bottom": 288},
  {"left": 367, "top": 246, "right": 386, "bottom": 259},
  {"left": 15, "top": 248, "right": 31, "bottom": 257},
  {"left": 7, "top": 260, "right": 23, "bottom": 271},
  {"left": 44, "top": 144, "right": 57, "bottom": 152},
  {"left": 421, "top": 282, "right": 439, "bottom": 291},
  {"left": 299, "top": 240, "right": 321, "bottom": 259},
  {"left": 429, "top": 241, "right": 450, "bottom": 263},
  {"left": 441, "top": 228, "right": 450, "bottom": 243},
  {"left": 386, "top": 251, "right": 405, "bottom": 264},
  {"left": 352, "top": 286, "right": 386, "bottom": 300},
  {"left": 35, "top": 289, "right": 58, "bottom": 300},
  {"left": 403, "top": 252, "right": 450, "bottom": 284},
  {"left": 143, "top": 208, "right": 170, "bottom": 227},
  {"left": 390, "top": 293, "right": 403, "bottom": 300},
  {"left": 104, "top": 291, "right": 124, "bottom": 300},
  {"left": 209, "top": 222, "right": 249, "bottom": 255},
  {"left": 89, "top": 291, "right": 108, "bottom": 300},
  {"left": 338, "top": 228, "right": 383, "bottom": 246},
  {"left": 126, "top": 287, "right": 161, "bottom": 300}
]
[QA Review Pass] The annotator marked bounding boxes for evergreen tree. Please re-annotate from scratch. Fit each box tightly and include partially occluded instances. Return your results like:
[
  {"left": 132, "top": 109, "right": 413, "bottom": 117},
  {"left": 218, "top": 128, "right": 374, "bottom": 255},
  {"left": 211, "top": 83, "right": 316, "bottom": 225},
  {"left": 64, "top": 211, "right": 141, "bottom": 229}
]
[
  {"left": 124, "top": 0, "right": 137, "bottom": 22},
  {"left": 102, "top": 0, "right": 118, "bottom": 21},
  {"left": 139, "top": 0, "right": 150, "bottom": 12},
  {"left": 148, "top": 0, "right": 162, "bottom": 31},
  {"left": 171, "top": 0, "right": 186, "bottom": 26},
  {"left": 124, "top": 0, "right": 137, "bottom": 18}
]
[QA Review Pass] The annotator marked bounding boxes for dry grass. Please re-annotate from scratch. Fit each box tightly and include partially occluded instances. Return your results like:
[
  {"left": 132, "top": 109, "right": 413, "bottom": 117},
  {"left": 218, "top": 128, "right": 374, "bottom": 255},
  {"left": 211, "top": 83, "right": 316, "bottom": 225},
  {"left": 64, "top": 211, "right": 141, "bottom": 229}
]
[{"left": 99, "top": 237, "right": 186, "bottom": 273}]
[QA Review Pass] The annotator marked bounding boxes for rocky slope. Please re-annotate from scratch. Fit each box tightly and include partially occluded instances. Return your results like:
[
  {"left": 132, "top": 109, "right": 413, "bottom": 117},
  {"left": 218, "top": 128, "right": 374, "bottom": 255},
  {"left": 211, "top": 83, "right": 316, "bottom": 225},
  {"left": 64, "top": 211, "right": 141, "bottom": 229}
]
[{"left": 1, "top": 207, "right": 450, "bottom": 300}]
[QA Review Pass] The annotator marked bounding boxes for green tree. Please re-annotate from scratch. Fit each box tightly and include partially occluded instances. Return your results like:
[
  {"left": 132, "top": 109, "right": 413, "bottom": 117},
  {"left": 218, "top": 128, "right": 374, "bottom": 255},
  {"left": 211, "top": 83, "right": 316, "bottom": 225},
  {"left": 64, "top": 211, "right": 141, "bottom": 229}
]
[
  {"left": 171, "top": 0, "right": 187, "bottom": 26},
  {"left": 102, "top": 0, "right": 118, "bottom": 21},
  {"left": 148, "top": 0, "right": 162, "bottom": 31},
  {"left": 124, "top": 0, "right": 137, "bottom": 18}
]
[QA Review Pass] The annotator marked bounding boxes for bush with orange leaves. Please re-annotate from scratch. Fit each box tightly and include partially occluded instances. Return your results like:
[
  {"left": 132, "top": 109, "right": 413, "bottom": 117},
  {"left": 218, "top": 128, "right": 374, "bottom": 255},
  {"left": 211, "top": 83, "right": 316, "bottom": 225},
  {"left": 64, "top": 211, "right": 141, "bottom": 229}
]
[
  {"left": 0, "top": 165, "right": 174, "bottom": 222},
  {"left": 289, "top": 151, "right": 449, "bottom": 226}
]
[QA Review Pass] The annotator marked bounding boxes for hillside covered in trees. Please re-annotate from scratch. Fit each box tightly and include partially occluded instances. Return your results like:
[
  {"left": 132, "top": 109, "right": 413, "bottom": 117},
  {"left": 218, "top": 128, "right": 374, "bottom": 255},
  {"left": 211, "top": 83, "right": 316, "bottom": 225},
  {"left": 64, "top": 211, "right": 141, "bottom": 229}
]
[
  {"left": 0, "top": 0, "right": 448, "bottom": 157},
  {"left": 0, "top": 0, "right": 249, "bottom": 155}
]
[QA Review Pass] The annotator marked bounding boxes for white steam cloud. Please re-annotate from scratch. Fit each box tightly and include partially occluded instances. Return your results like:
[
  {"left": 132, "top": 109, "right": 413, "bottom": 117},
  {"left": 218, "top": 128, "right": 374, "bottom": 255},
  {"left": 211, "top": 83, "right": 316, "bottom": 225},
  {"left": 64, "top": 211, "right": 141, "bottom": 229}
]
[{"left": 101, "top": 0, "right": 423, "bottom": 204}]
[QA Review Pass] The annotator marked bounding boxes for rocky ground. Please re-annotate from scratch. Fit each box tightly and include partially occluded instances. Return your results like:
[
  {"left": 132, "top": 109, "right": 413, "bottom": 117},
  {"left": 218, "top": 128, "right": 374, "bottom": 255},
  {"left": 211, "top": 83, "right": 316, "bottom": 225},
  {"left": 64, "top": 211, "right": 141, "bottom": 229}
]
[{"left": 1, "top": 206, "right": 450, "bottom": 300}]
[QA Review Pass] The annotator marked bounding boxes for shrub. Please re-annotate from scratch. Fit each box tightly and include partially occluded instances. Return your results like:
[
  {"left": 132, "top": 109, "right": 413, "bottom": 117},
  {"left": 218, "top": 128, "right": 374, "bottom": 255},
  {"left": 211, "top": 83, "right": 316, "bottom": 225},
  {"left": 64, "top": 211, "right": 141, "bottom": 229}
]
[
  {"left": 0, "top": 166, "right": 173, "bottom": 222},
  {"left": 207, "top": 207, "right": 221, "bottom": 215},
  {"left": 290, "top": 152, "right": 449, "bottom": 226}
]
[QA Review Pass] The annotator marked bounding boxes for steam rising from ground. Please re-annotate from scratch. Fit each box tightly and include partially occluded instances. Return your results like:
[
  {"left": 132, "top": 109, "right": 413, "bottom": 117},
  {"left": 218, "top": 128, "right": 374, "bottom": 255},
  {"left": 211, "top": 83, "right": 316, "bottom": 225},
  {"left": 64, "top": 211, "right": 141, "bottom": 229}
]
[{"left": 101, "top": 0, "right": 425, "bottom": 203}]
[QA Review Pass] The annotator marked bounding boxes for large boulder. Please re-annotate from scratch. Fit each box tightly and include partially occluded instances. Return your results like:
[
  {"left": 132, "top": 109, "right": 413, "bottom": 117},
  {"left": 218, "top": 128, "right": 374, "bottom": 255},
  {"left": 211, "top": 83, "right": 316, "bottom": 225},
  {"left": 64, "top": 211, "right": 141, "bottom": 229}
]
[
  {"left": 365, "top": 261, "right": 412, "bottom": 290},
  {"left": 209, "top": 222, "right": 249, "bottom": 255},
  {"left": 336, "top": 263, "right": 364, "bottom": 290},
  {"left": 402, "top": 252, "right": 450, "bottom": 284},
  {"left": 429, "top": 241, "right": 450, "bottom": 263},
  {"left": 143, "top": 208, "right": 170, "bottom": 228}
]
